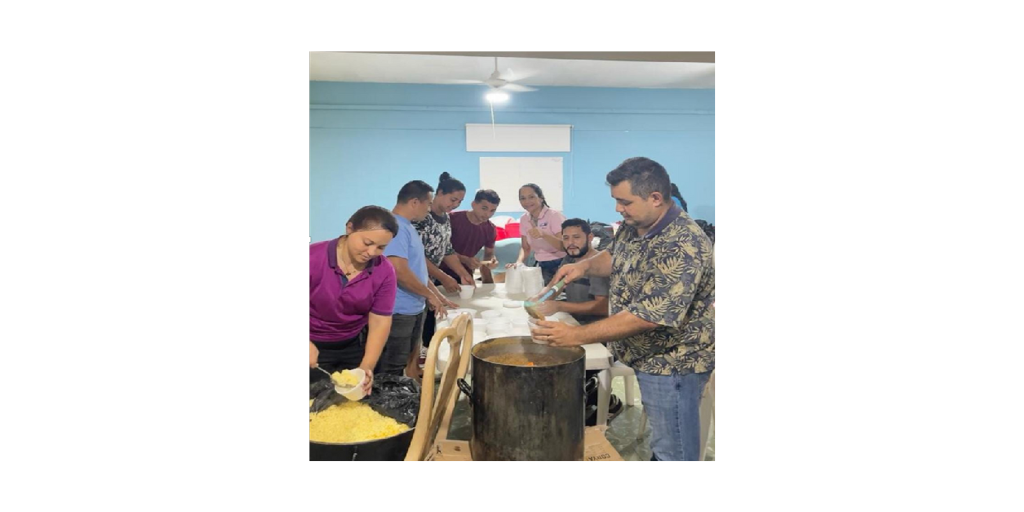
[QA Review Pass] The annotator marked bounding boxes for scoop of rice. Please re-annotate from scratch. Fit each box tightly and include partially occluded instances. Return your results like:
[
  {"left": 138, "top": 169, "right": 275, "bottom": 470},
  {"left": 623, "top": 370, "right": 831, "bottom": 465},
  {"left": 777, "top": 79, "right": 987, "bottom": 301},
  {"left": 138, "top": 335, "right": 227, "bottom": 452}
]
[
  {"left": 309, "top": 401, "right": 410, "bottom": 444},
  {"left": 331, "top": 369, "right": 360, "bottom": 387}
]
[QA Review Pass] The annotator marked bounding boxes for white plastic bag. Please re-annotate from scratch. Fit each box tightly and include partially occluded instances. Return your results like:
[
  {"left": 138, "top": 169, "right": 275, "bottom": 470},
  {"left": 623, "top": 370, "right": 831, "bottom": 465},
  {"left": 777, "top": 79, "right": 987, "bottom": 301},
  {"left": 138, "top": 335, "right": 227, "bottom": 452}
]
[
  {"left": 521, "top": 267, "right": 544, "bottom": 297},
  {"left": 506, "top": 264, "right": 524, "bottom": 294}
]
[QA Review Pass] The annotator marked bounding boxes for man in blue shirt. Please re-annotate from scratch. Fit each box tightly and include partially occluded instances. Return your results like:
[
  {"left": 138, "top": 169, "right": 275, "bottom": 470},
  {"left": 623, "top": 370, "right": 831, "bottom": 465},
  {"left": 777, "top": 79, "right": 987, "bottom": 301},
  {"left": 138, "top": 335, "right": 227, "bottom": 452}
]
[{"left": 377, "top": 181, "right": 457, "bottom": 379}]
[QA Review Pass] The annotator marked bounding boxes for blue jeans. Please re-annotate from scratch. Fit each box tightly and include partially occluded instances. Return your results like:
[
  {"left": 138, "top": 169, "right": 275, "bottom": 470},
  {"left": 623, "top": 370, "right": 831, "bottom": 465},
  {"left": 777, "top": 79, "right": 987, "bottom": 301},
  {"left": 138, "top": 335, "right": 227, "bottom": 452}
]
[{"left": 636, "top": 370, "right": 712, "bottom": 461}]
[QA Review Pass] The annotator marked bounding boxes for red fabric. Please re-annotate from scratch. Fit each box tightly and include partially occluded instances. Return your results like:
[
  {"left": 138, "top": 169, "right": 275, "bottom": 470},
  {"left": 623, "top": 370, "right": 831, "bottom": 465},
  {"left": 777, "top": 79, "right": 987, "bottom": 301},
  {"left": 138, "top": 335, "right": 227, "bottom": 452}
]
[
  {"left": 494, "top": 226, "right": 508, "bottom": 240},
  {"left": 504, "top": 222, "right": 520, "bottom": 238}
]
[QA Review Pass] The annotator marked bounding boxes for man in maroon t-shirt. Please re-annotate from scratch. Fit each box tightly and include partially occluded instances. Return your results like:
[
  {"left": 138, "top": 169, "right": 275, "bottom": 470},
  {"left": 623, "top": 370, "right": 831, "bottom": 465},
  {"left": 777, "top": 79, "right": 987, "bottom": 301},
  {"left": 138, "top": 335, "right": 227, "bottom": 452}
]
[{"left": 442, "top": 189, "right": 502, "bottom": 283}]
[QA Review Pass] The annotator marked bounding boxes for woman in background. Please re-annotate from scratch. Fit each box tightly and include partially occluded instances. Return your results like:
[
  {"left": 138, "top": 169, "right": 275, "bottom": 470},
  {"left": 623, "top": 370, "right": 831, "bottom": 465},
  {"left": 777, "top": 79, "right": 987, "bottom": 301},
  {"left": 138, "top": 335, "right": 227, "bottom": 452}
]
[
  {"left": 508, "top": 183, "right": 567, "bottom": 285},
  {"left": 414, "top": 172, "right": 474, "bottom": 350},
  {"left": 670, "top": 183, "right": 688, "bottom": 212}
]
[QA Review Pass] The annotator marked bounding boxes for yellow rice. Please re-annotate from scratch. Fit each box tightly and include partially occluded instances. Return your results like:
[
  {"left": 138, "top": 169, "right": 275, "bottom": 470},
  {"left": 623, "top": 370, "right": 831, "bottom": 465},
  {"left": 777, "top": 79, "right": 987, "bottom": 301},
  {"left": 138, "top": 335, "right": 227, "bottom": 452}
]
[
  {"left": 331, "top": 369, "right": 360, "bottom": 387},
  {"left": 309, "top": 401, "right": 410, "bottom": 443}
]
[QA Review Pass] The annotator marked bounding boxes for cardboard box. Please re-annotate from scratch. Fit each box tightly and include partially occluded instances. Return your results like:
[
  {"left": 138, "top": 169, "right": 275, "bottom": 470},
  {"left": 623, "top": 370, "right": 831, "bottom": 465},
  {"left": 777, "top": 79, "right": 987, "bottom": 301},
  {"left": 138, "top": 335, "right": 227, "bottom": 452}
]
[
  {"left": 426, "top": 426, "right": 623, "bottom": 461},
  {"left": 583, "top": 425, "right": 624, "bottom": 461}
]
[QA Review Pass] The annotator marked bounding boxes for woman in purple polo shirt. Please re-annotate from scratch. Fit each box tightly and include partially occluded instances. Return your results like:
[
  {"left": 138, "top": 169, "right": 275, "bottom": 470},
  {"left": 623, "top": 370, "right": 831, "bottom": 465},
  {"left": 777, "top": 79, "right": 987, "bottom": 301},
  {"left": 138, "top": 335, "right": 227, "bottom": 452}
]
[
  {"left": 310, "top": 206, "right": 399, "bottom": 395},
  {"left": 508, "top": 183, "right": 567, "bottom": 285}
]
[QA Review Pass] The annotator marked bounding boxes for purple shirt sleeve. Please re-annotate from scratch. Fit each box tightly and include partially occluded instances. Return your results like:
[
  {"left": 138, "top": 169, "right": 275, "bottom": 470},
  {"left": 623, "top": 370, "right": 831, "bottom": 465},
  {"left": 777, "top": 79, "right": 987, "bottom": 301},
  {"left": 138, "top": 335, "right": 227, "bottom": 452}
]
[{"left": 371, "top": 258, "right": 397, "bottom": 316}]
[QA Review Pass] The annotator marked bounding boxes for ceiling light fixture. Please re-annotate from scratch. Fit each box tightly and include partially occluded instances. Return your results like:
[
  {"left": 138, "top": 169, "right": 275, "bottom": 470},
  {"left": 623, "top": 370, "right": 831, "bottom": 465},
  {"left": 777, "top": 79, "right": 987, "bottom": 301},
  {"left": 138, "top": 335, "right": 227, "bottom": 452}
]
[{"left": 485, "top": 91, "right": 508, "bottom": 103}]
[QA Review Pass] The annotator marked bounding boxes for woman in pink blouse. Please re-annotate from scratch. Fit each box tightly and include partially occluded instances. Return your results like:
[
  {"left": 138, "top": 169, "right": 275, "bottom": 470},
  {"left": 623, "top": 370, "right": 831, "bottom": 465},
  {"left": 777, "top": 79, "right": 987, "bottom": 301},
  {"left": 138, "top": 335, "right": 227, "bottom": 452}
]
[{"left": 508, "top": 183, "right": 567, "bottom": 284}]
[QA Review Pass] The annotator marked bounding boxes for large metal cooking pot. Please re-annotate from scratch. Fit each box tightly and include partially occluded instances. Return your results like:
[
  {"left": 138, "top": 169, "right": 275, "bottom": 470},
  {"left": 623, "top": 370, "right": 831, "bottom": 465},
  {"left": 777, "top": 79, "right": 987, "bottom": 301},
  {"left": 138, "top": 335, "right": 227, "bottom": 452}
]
[
  {"left": 309, "top": 374, "right": 418, "bottom": 461},
  {"left": 309, "top": 428, "right": 414, "bottom": 461},
  {"left": 457, "top": 336, "right": 585, "bottom": 461}
]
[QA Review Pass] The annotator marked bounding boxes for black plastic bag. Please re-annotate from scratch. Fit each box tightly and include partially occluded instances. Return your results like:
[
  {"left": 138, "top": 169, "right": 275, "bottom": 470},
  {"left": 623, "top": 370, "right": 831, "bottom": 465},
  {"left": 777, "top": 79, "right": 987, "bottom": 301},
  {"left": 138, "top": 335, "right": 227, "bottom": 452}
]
[
  {"left": 364, "top": 374, "right": 421, "bottom": 428},
  {"left": 589, "top": 221, "right": 615, "bottom": 252},
  {"left": 309, "top": 378, "right": 347, "bottom": 413},
  {"left": 695, "top": 219, "right": 715, "bottom": 245},
  {"left": 308, "top": 373, "right": 421, "bottom": 427},
  {"left": 310, "top": 377, "right": 332, "bottom": 398}
]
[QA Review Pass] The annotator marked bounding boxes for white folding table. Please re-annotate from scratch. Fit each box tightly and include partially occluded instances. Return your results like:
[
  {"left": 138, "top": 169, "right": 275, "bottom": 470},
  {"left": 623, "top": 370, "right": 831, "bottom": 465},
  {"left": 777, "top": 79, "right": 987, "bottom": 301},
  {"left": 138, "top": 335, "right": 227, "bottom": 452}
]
[{"left": 437, "top": 283, "right": 618, "bottom": 424}]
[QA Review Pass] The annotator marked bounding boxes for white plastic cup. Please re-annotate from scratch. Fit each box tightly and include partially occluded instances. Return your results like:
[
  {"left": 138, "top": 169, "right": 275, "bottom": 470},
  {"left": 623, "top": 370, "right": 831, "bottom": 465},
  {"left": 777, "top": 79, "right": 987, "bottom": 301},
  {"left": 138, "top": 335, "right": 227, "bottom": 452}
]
[
  {"left": 487, "top": 320, "right": 512, "bottom": 336},
  {"left": 527, "top": 317, "right": 549, "bottom": 345},
  {"left": 521, "top": 267, "right": 544, "bottom": 297},
  {"left": 459, "top": 285, "right": 474, "bottom": 299},
  {"left": 511, "top": 317, "right": 530, "bottom": 336},
  {"left": 333, "top": 368, "right": 368, "bottom": 400},
  {"left": 506, "top": 266, "right": 523, "bottom": 294}
]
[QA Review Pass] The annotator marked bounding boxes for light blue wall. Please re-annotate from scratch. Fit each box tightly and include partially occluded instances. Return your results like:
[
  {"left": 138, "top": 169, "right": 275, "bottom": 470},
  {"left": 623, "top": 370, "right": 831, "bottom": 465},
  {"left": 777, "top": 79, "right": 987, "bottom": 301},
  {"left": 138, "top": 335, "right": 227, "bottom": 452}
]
[{"left": 310, "top": 81, "right": 714, "bottom": 242}]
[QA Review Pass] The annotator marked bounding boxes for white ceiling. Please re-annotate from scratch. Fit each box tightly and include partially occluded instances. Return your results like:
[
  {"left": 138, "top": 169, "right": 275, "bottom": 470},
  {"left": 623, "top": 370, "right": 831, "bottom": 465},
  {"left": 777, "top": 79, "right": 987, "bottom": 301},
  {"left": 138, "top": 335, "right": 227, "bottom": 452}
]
[{"left": 309, "top": 52, "right": 715, "bottom": 89}]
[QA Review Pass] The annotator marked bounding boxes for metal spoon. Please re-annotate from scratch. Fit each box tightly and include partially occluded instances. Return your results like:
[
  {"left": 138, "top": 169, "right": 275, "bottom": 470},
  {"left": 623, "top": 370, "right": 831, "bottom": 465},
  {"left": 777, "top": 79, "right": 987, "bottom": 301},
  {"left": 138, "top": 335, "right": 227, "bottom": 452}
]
[{"left": 312, "top": 366, "right": 353, "bottom": 397}]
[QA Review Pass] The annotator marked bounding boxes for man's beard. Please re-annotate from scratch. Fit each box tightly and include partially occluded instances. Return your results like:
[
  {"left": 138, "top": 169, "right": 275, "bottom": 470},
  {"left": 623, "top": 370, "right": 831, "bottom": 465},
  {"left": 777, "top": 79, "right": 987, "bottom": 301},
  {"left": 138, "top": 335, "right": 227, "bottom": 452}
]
[{"left": 568, "top": 244, "right": 589, "bottom": 259}]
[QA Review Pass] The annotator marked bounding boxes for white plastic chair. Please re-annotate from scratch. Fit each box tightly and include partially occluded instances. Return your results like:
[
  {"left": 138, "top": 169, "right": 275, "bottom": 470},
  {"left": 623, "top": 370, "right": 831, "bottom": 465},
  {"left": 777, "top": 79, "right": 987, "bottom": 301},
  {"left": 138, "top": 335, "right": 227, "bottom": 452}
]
[
  {"left": 595, "top": 361, "right": 638, "bottom": 426},
  {"left": 489, "top": 215, "right": 515, "bottom": 228},
  {"left": 699, "top": 371, "right": 715, "bottom": 461}
]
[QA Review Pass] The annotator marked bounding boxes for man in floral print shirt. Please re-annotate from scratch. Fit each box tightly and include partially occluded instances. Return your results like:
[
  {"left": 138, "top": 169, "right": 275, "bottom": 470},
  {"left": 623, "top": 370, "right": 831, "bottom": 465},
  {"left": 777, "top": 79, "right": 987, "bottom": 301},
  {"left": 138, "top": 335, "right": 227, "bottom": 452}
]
[{"left": 534, "top": 157, "right": 714, "bottom": 461}]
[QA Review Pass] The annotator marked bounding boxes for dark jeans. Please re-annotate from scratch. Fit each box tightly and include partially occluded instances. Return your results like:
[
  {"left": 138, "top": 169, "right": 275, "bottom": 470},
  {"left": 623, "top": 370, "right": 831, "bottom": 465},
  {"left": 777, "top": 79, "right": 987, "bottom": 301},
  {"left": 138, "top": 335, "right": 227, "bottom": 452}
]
[
  {"left": 376, "top": 310, "right": 426, "bottom": 377},
  {"left": 585, "top": 369, "right": 599, "bottom": 407},
  {"left": 423, "top": 308, "right": 437, "bottom": 348},
  {"left": 537, "top": 258, "right": 563, "bottom": 285},
  {"left": 422, "top": 278, "right": 442, "bottom": 348},
  {"left": 310, "top": 332, "right": 365, "bottom": 384}
]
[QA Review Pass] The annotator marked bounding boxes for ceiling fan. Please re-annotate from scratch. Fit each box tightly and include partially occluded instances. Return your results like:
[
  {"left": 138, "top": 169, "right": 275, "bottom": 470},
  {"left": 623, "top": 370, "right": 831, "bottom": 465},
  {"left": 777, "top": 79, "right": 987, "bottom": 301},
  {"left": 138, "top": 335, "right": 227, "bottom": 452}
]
[
  {"left": 448, "top": 56, "right": 539, "bottom": 129},
  {"left": 451, "top": 57, "right": 538, "bottom": 97}
]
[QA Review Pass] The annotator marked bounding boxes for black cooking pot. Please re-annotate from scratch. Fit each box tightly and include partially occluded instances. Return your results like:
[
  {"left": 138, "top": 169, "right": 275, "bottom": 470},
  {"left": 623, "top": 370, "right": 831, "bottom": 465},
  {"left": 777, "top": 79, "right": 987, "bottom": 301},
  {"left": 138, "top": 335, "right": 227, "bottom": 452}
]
[
  {"left": 309, "top": 373, "right": 419, "bottom": 461},
  {"left": 457, "top": 336, "right": 585, "bottom": 461},
  {"left": 309, "top": 428, "right": 415, "bottom": 461}
]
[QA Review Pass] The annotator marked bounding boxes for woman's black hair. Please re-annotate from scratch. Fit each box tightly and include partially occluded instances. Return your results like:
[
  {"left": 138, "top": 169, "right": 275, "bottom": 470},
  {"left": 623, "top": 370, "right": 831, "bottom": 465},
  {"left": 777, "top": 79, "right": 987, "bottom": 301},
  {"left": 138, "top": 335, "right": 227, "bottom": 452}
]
[
  {"left": 670, "top": 183, "right": 688, "bottom": 212},
  {"left": 347, "top": 205, "right": 399, "bottom": 238},
  {"left": 436, "top": 172, "right": 466, "bottom": 195},
  {"left": 519, "top": 183, "right": 550, "bottom": 209}
]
